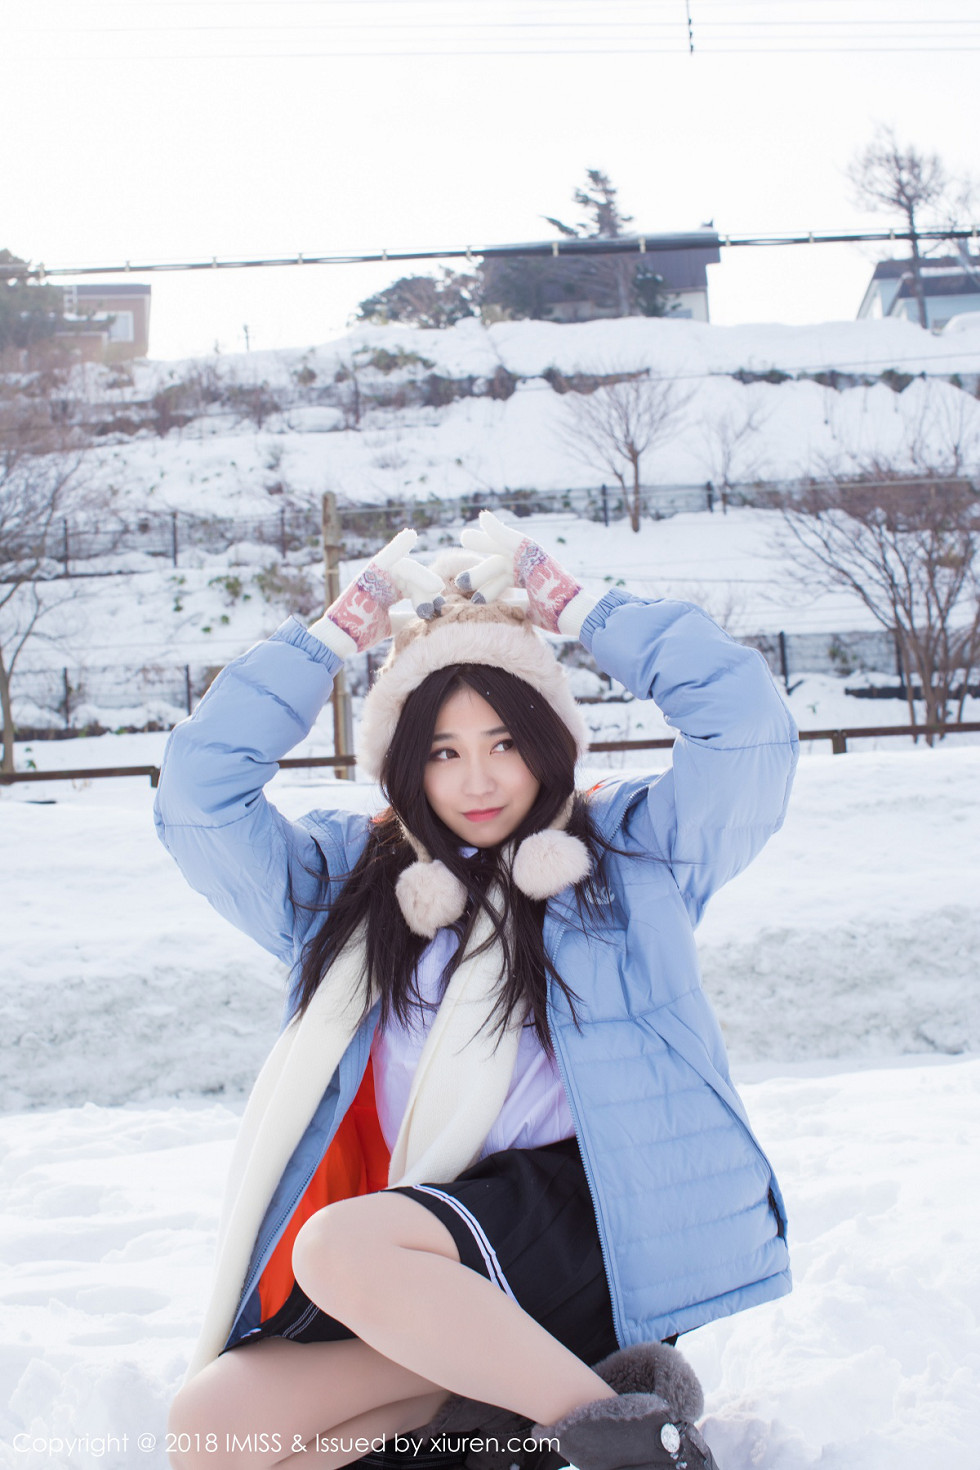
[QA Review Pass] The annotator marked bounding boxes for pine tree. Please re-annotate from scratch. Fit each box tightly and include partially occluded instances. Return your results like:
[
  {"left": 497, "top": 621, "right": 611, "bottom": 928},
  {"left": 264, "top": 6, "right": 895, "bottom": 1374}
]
[
  {"left": 544, "top": 168, "right": 634, "bottom": 240},
  {"left": 0, "top": 251, "right": 66, "bottom": 352},
  {"left": 355, "top": 269, "right": 478, "bottom": 329}
]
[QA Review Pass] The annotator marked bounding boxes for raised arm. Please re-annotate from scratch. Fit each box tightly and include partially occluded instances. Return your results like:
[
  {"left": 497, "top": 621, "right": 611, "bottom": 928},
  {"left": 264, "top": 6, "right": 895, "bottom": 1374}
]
[
  {"left": 153, "top": 530, "right": 445, "bottom": 965},
  {"left": 457, "top": 511, "right": 798, "bottom": 926},
  {"left": 581, "top": 589, "right": 798, "bottom": 925}
]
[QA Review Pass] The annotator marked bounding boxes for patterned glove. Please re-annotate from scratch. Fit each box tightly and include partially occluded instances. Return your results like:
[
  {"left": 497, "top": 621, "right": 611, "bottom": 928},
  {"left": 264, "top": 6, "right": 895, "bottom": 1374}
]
[
  {"left": 308, "top": 527, "right": 445, "bottom": 658},
  {"left": 457, "top": 510, "right": 596, "bottom": 636}
]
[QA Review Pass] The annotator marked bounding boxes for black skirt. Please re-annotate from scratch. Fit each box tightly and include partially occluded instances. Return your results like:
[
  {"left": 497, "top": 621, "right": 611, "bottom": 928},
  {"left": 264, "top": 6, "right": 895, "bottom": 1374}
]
[{"left": 235, "top": 1136, "right": 619, "bottom": 1365}]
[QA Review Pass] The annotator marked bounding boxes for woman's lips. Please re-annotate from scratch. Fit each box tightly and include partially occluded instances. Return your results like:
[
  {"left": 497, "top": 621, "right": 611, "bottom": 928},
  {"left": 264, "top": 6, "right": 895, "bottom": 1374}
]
[{"left": 463, "top": 808, "right": 503, "bottom": 823}]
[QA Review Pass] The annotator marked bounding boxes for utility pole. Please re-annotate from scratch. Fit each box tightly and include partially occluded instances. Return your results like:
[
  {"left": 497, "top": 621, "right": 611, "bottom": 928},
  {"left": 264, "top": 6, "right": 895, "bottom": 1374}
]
[{"left": 322, "top": 492, "right": 354, "bottom": 780}]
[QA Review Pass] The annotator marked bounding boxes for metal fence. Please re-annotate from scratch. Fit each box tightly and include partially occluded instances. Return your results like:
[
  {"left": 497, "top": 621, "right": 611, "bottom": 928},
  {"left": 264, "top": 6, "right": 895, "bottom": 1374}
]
[
  {"left": 10, "top": 624, "right": 920, "bottom": 735},
  {"left": 11, "top": 475, "right": 976, "bottom": 579},
  {"left": 1, "top": 480, "right": 786, "bottom": 577}
]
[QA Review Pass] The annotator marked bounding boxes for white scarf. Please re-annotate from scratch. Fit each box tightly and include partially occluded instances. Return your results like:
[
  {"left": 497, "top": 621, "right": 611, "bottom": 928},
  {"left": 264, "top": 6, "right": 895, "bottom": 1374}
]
[{"left": 187, "top": 890, "right": 522, "bottom": 1379}]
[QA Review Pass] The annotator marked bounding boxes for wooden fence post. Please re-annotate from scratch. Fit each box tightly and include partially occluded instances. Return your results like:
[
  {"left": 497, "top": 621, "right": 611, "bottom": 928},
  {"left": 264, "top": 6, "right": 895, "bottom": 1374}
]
[
  {"left": 778, "top": 631, "right": 790, "bottom": 691},
  {"left": 323, "top": 492, "right": 354, "bottom": 780}
]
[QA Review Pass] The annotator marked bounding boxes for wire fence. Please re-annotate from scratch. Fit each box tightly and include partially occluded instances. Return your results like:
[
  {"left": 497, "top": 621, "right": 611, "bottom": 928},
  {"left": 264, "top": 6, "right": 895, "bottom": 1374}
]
[
  {"left": 11, "top": 625, "right": 917, "bottom": 736},
  {"left": 4, "top": 483, "right": 729, "bottom": 576},
  {"left": 6, "top": 484, "right": 977, "bottom": 732},
  {"left": 6, "top": 473, "right": 979, "bottom": 580}
]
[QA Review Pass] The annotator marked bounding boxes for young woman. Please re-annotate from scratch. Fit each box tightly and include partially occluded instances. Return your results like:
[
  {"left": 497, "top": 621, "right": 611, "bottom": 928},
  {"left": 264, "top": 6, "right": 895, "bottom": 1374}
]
[{"left": 155, "top": 513, "right": 798, "bottom": 1470}]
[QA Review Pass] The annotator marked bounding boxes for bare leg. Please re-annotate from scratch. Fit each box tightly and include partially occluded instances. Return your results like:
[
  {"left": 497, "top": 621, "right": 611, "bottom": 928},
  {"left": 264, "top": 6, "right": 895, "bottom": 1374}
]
[
  {"left": 292, "top": 1191, "right": 616, "bottom": 1425},
  {"left": 168, "top": 1336, "right": 450, "bottom": 1470},
  {"left": 273, "top": 1390, "right": 453, "bottom": 1469}
]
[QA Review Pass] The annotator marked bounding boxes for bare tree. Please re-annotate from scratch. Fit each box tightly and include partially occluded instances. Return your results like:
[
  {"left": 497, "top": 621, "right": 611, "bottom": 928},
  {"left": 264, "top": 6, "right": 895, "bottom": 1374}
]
[
  {"left": 563, "top": 371, "right": 693, "bottom": 532},
  {"left": 0, "top": 450, "right": 87, "bottom": 772},
  {"left": 694, "top": 391, "right": 771, "bottom": 511},
  {"left": 847, "top": 125, "right": 973, "bottom": 329},
  {"left": 779, "top": 467, "right": 980, "bottom": 740}
]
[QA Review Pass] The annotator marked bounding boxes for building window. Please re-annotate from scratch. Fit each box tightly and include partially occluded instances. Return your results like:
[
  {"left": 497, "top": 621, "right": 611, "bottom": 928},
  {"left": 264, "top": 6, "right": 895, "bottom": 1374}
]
[{"left": 107, "top": 310, "right": 134, "bottom": 343}]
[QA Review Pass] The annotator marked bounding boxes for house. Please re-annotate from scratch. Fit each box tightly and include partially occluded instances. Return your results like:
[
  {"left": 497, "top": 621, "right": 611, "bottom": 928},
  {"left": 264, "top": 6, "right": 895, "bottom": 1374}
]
[
  {"left": 481, "top": 231, "right": 721, "bottom": 324},
  {"left": 856, "top": 254, "right": 980, "bottom": 331},
  {"left": 58, "top": 283, "right": 152, "bottom": 362},
  {"left": 0, "top": 282, "right": 153, "bottom": 371}
]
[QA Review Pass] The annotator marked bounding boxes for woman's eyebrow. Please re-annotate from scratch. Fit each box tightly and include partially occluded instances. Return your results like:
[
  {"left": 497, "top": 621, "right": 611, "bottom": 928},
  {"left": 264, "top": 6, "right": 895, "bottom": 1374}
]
[{"left": 431, "top": 725, "right": 510, "bottom": 741}]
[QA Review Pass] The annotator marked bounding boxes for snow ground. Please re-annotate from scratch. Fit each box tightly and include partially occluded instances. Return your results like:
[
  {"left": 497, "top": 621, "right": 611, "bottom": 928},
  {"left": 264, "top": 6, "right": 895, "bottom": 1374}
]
[
  {"left": 2, "top": 745, "right": 979, "bottom": 1468},
  {"left": 3, "top": 745, "right": 979, "bottom": 1110},
  {"left": 3, "top": 313, "right": 980, "bottom": 1466},
  {"left": 2, "top": 1060, "right": 977, "bottom": 1470}
]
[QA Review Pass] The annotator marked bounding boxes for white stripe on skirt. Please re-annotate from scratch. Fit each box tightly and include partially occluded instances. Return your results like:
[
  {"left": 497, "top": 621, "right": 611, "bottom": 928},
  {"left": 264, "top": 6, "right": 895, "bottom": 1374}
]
[{"left": 409, "top": 1184, "right": 520, "bottom": 1303}]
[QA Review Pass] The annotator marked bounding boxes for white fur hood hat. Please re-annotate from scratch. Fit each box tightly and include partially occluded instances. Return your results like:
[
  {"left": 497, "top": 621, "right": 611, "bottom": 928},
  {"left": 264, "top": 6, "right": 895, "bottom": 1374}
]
[
  {"left": 356, "top": 550, "right": 590, "bottom": 783},
  {"left": 356, "top": 550, "right": 593, "bottom": 936}
]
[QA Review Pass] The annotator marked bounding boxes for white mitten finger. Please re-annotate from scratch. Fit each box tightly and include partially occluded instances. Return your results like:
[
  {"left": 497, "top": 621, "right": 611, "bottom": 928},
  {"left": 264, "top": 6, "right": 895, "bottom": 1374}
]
[
  {"left": 470, "top": 571, "right": 515, "bottom": 605},
  {"left": 373, "top": 527, "right": 418, "bottom": 570},
  {"left": 455, "top": 553, "right": 511, "bottom": 595},
  {"left": 458, "top": 528, "right": 498, "bottom": 557},
  {"left": 394, "top": 557, "right": 447, "bottom": 621},
  {"left": 476, "top": 510, "right": 524, "bottom": 551}
]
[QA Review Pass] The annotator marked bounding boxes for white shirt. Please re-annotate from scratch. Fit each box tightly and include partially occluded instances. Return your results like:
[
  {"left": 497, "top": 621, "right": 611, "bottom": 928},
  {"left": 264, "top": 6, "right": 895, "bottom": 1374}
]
[{"left": 370, "top": 914, "right": 576, "bottom": 1161}]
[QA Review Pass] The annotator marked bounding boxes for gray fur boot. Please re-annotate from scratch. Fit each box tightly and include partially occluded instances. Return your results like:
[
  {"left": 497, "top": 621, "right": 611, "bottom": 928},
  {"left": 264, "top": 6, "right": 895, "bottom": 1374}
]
[
  {"left": 527, "top": 1343, "right": 719, "bottom": 1470},
  {"left": 413, "top": 1342, "right": 717, "bottom": 1470}
]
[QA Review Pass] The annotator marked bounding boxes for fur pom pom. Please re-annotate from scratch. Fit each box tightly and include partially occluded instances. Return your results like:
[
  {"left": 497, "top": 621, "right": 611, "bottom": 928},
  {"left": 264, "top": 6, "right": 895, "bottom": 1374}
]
[
  {"left": 511, "top": 829, "right": 591, "bottom": 900},
  {"left": 395, "top": 860, "right": 468, "bottom": 938}
]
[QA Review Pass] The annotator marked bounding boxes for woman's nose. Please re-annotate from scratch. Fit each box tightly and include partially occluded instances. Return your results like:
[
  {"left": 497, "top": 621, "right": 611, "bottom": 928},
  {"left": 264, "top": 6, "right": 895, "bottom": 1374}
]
[{"left": 461, "top": 755, "right": 495, "bottom": 795}]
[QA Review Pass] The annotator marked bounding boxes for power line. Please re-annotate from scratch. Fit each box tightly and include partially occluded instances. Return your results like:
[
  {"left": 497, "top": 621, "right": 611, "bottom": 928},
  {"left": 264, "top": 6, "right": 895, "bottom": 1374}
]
[
  {"left": 10, "top": 46, "right": 979, "bottom": 59},
  {"left": 7, "top": 2, "right": 980, "bottom": 57},
  {"left": 11, "top": 17, "right": 980, "bottom": 29},
  {"left": 11, "top": 227, "right": 980, "bottom": 282}
]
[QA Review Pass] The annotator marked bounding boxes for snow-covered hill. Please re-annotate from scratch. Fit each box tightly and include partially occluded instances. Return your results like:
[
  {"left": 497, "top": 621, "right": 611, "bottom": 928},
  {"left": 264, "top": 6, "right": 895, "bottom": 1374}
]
[
  {"left": 45, "top": 315, "right": 980, "bottom": 519},
  {"left": 5, "top": 315, "right": 979, "bottom": 734}
]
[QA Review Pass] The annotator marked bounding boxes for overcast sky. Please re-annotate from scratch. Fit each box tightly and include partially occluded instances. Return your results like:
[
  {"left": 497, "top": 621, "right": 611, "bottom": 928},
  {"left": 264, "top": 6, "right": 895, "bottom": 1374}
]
[{"left": 4, "top": 1, "right": 977, "bottom": 360}]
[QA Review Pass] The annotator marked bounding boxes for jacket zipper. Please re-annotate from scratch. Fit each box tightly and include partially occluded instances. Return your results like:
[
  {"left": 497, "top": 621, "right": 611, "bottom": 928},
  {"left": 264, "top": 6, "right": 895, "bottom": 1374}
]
[
  {"left": 545, "top": 796, "right": 631, "bottom": 1347},
  {"left": 229, "top": 1013, "right": 379, "bottom": 1344},
  {"left": 236, "top": 795, "right": 635, "bottom": 1346}
]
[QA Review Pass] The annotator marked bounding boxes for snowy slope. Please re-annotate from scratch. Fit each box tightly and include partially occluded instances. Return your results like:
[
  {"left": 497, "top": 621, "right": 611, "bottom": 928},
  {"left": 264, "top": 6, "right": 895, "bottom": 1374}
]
[
  {"left": 70, "top": 319, "right": 980, "bottom": 518},
  {"left": 8, "top": 313, "right": 979, "bottom": 733}
]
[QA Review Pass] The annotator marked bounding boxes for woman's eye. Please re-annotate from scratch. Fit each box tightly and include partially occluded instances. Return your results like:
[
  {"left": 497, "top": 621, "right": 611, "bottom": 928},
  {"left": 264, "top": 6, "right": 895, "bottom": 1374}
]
[
  {"left": 428, "top": 747, "right": 455, "bottom": 761},
  {"left": 493, "top": 738, "right": 515, "bottom": 753}
]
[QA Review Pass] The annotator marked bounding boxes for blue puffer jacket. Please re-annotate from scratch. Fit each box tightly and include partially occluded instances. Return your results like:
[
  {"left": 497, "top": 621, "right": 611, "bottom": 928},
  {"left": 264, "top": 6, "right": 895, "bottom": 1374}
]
[{"left": 154, "top": 589, "right": 798, "bottom": 1355}]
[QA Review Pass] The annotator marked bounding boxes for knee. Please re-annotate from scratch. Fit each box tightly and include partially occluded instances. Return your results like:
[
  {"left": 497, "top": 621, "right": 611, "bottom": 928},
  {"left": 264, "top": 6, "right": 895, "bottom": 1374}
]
[{"left": 292, "top": 1197, "right": 375, "bottom": 1316}]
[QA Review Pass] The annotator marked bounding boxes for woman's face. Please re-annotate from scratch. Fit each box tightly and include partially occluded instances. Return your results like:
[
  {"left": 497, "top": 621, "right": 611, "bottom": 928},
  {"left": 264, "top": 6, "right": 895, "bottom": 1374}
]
[{"left": 423, "top": 686, "right": 541, "bottom": 848}]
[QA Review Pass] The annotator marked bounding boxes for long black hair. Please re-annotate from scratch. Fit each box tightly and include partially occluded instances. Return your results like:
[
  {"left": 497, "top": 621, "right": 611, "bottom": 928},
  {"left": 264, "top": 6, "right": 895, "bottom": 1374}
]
[{"left": 295, "top": 662, "right": 620, "bottom": 1051}]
